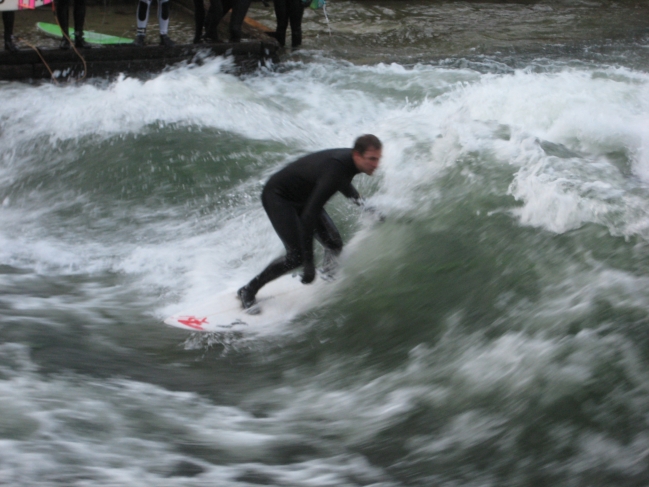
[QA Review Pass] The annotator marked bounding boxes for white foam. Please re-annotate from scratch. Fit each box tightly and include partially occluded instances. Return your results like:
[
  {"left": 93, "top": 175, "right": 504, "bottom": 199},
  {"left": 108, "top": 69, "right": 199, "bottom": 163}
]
[{"left": 0, "top": 344, "right": 394, "bottom": 486}]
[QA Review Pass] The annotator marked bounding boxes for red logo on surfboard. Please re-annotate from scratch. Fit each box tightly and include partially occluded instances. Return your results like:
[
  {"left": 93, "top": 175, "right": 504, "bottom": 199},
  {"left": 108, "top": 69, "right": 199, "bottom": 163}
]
[{"left": 177, "top": 316, "right": 208, "bottom": 330}]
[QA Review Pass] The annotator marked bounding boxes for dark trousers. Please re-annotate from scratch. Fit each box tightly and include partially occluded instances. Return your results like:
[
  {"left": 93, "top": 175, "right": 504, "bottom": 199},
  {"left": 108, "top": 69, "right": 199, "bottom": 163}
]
[
  {"left": 54, "top": 0, "right": 86, "bottom": 36},
  {"left": 273, "top": 0, "right": 304, "bottom": 47},
  {"left": 193, "top": 0, "right": 252, "bottom": 42},
  {"left": 3, "top": 11, "right": 14, "bottom": 42},
  {"left": 247, "top": 189, "right": 342, "bottom": 294}
]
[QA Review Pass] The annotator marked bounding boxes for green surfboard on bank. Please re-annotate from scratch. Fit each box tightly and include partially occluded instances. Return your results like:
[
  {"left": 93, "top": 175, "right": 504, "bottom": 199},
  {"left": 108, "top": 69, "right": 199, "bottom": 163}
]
[{"left": 36, "top": 22, "right": 133, "bottom": 45}]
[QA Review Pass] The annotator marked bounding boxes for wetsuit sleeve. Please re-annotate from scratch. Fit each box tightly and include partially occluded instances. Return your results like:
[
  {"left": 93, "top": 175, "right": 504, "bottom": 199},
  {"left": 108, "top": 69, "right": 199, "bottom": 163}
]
[
  {"left": 340, "top": 182, "right": 361, "bottom": 201},
  {"left": 299, "top": 169, "right": 344, "bottom": 264}
]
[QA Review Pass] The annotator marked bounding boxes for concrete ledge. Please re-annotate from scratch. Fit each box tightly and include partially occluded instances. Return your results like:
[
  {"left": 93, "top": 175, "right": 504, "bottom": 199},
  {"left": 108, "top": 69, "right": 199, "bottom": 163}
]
[{"left": 0, "top": 40, "right": 279, "bottom": 81}]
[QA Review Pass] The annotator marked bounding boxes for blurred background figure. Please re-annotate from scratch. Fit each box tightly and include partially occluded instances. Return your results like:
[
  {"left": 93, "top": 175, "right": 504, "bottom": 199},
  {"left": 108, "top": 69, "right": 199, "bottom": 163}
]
[
  {"left": 3, "top": 11, "right": 17, "bottom": 52},
  {"left": 134, "top": 0, "right": 175, "bottom": 47},
  {"left": 269, "top": 0, "right": 305, "bottom": 48},
  {"left": 54, "top": 0, "right": 91, "bottom": 49},
  {"left": 193, "top": 0, "right": 252, "bottom": 44}
]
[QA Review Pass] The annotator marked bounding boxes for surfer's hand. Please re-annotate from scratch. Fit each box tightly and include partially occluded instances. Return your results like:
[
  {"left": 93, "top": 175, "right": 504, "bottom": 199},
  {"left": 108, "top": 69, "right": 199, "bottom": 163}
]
[
  {"left": 301, "top": 262, "right": 316, "bottom": 284},
  {"left": 363, "top": 205, "right": 386, "bottom": 222},
  {"left": 355, "top": 197, "right": 386, "bottom": 222}
]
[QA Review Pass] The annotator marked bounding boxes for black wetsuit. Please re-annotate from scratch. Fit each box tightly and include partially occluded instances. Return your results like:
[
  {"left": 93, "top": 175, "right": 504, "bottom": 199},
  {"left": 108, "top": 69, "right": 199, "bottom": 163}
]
[{"left": 246, "top": 148, "right": 360, "bottom": 295}]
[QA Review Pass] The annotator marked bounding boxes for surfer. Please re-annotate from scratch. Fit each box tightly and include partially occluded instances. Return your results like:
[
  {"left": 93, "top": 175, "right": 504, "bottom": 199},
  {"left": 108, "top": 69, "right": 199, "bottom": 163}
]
[
  {"left": 133, "top": 0, "right": 175, "bottom": 47},
  {"left": 237, "top": 134, "right": 383, "bottom": 311},
  {"left": 54, "top": 0, "right": 91, "bottom": 49}
]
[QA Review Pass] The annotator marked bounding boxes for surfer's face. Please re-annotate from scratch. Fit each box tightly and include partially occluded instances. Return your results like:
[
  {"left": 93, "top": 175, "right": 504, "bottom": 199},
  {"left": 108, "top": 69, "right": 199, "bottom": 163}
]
[{"left": 353, "top": 147, "right": 382, "bottom": 175}]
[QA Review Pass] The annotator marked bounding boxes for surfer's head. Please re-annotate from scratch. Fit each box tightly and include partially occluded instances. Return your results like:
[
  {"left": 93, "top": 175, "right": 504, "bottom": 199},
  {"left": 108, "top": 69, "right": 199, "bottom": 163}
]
[{"left": 352, "top": 134, "right": 382, "bottom": 175}]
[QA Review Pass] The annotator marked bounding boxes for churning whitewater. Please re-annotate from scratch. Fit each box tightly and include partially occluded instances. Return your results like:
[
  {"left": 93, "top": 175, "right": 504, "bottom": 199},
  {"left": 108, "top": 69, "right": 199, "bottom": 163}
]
[{"left": 2, "top": 9, "right": 649, "bottom": 485}]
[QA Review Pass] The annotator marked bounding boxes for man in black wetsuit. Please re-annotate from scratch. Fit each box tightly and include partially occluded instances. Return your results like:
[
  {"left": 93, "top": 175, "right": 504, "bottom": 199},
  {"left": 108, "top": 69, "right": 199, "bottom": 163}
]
[{"left": 237, "top": 134, "right": 383, "bottom": 312}]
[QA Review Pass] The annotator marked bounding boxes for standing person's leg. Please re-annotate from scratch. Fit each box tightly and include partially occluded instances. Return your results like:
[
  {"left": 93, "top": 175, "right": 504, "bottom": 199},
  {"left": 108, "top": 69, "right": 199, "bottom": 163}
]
[
  {"left": 2, "top": 11, "right": 17, "bottom": 52},
  {"left": 271, "top": 0, "right": 288, "bottom": 47},
  {"left": 134, "top": 0, "right": 151, "bottom": 45},
  {"left": 314, "top": 210, "right": 343, "bottom": 278},
  {"left": 54, "top": 0, "right": 71, "bottom": 49},
  {"left": 204, "top": 0, "right": 224, "bottom": 42},
  {"left": 158, "top": 0, "right": 175, "bottom": 46},
  {"left": 228, "top": 0, "right": 252, "bottom": 42},
  {"left": 72, "top": 0, "right": 91, "bottom": 48},
  {"left": 193, "top": 0, "right": 205, "bottom": 43},
  {"left": 287, "top": 0, "right": 304, "bottom": 47}
]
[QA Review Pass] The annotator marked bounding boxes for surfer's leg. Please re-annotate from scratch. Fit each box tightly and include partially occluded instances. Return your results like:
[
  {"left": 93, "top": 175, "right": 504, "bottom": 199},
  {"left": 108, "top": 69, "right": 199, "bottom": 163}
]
[
  {"left": 314, "top": 210, "right": 342, "bottom": 278},
  {"left": 229, "top": 0, "right": 252, "bottom": 42},
  {"left": 3, "top": 12, "right": 17, "bottom": 52},
  {"left": 271, "top": 0, "right": 288, "bottom": 47},
  {"left": 287, "top": 0, "right": 304, "bottom": 47},
  {"left": 135, "top": 0, "right": 151, "bottom": 45},
  {"left": 244, "top": 247, "right": 301, "bottom": 292},
  {"left": 238, "top": 194, "right": 302, "bottom": 309}
]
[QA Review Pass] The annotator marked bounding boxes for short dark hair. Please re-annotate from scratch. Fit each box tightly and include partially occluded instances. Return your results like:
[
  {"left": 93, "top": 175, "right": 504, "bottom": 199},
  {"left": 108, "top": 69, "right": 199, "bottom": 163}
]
[{"left": 353, "top": 134, "right": 382, "bottom": 154}]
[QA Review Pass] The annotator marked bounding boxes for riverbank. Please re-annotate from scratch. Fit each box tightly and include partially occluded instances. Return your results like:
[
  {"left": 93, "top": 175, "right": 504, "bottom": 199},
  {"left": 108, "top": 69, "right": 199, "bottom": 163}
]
[
  {"left": 2, "top": 6, "right": 278, "bottom": 81},
  {"left": 6, "top": 0, "right": 649, "bottom": 62},
  {"left": 7, "top": 0, "right": 649, "bottom": 63}
]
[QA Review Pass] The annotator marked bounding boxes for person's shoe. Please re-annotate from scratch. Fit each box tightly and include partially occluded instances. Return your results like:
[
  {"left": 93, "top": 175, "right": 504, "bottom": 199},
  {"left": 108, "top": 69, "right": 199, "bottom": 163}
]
[
  {"left": 159, "top": 34, "right": 175, "bottom": 47},
  {"left": 133, "top": 34, "right": 146, "bottom": 46},
  {"left": 229, "top": 29, "right": 242, "bottom": 43},
  {"left": 237, "top": 286, "right": 260, "bottom": 314},
  {"left": 59, "top": 37, "right": 71, "bottom": 50},
  {"left": 4, "top": 37, "right": 18, "bottom": 52},
  {"left": 202, "top": 33, "right": 220, "bottom": 44},
  {"left": 74, "top": 33, "right": 92, "bottom": 49}
]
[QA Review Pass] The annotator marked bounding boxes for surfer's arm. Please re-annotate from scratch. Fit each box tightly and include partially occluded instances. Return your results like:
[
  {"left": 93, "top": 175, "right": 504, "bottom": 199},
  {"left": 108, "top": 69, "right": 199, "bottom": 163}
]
[{"left": 340, "top": 182, "right": 361, "bottom": 202}]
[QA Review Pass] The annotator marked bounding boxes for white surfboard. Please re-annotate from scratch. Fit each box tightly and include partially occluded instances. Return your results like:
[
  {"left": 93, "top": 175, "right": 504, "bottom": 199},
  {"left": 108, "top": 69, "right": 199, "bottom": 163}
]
[
  {"left": 0, "top": 0, "right": 52, "bottom": 11},
  {"left": 164, "top": 274, "right": 333, "bottom": 333}
]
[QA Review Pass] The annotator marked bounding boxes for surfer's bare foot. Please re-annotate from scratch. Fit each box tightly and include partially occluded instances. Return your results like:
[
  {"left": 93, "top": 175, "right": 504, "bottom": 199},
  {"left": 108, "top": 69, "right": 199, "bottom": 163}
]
[{"left": 237, "top": 286, "right": 260, "bottom": 315}]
